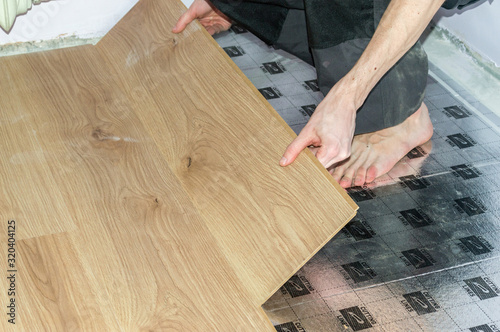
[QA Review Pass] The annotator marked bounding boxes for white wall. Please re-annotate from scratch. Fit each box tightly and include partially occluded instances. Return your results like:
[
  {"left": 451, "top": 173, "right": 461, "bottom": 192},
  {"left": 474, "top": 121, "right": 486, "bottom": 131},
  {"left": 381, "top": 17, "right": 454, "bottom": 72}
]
[
  {"left": 433, "top": 0, "right": 500, "bottom": 66},
  {"left": 0, "top": 0, "right": 139, "bottom": 44},
  {"left": 0, "top": 0, "right": 196, "bottom": 45}
]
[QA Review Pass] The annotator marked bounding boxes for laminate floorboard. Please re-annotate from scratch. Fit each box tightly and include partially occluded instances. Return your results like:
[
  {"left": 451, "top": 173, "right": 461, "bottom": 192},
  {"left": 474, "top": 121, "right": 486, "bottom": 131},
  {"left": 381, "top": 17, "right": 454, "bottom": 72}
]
[
  {"left": 99, "top": 0, "right": 358, "bottom": 303},
  {"left": 0, "top": 82, "right": 77, "bottom": 240},
  {"left": 0, "top": 0, "right": 357, "bottom": 330}
]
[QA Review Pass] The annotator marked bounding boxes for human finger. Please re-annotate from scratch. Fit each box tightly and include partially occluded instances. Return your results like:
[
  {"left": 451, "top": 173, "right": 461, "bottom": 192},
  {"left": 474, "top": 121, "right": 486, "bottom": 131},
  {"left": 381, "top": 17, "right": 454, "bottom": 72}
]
[
  {"left": 280, "top": 133, "right": 316, "bottom": 167},
  {"left": 172, "top": 8, "right": 197, "bottom": 33}
]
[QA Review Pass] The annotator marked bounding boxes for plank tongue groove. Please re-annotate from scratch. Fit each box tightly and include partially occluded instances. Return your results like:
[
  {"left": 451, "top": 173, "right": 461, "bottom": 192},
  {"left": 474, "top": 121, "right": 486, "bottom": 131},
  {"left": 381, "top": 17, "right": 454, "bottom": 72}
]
[{"left": 0, "top": 0, "right": 357, "bottom": 330}]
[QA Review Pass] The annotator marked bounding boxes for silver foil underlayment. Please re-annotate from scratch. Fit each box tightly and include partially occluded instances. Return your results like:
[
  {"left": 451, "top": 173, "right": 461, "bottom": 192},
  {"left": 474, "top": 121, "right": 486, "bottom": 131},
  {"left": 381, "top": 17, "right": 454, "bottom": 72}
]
[{"left": 216, "top": 26, "right": 500, "bottom": 332}]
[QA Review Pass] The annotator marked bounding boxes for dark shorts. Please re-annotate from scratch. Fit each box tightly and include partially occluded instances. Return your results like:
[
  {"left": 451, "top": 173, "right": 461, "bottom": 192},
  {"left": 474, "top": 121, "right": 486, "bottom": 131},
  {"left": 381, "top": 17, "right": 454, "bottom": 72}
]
[{"left": 211, "top": 0, "right": 428, "bottom": 134}]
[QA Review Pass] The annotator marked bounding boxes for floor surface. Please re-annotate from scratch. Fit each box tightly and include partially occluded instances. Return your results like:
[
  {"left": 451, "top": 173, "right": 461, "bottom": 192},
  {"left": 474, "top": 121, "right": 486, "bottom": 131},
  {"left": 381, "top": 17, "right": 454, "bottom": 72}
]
[
  {"left": 0, "top": 2, "right": 357, "bottom": 329},
  {"left": 215, "top": 26, "right": 500, "bottom": 332}
]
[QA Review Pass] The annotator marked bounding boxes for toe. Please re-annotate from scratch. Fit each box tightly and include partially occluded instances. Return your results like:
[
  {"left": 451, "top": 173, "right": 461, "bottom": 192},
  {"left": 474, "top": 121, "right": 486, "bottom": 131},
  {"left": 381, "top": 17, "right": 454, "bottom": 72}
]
[
  {"left": 339, "top": 176, "right": 352, "bottom": 188},
  {"left": 366, "top": 165, "right": 378, "bottom": 183},
  {"left": 332, "top": 170, "right": 343, "bottom": 183},
  {"left": 339, "top": 167, "right": 356, "bottom": 188},
  {"left": 331, "top": 165, "right": 345, "bottom": 183},
  {"left": 353, "top": 167, "right": 367, "bottom": 187}
]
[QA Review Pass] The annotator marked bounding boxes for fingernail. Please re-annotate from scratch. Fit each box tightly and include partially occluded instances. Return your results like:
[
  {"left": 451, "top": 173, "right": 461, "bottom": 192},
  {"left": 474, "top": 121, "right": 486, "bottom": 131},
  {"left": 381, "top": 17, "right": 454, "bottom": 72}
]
[
  {"left": 172, "top": 25, "right": 177, "bottom": 32},
  {"left": 280, "top": 157, "right": 287, "bottom": 166}
]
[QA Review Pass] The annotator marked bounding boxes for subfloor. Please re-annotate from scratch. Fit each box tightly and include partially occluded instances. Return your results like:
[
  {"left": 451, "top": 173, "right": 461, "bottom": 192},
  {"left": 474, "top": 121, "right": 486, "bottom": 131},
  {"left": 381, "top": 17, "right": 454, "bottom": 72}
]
[{"left": 215, "top": 27, "right": 500, "bottom": 332}]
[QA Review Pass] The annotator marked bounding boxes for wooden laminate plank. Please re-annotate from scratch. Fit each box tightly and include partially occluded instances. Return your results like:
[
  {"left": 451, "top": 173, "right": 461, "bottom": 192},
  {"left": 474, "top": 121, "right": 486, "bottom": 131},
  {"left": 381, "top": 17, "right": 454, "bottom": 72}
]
[
  {"left": 0, "top": 77, "right": 77, "bottom": 240},
  {"left": 1, "top": 45, "right": 273, "bottom": 331},
  {"left": 0, "top": 0, "right": 357, "bottom": 330},
  {"left": 99, "top": 0, "right": 358, "bottom": 304},
  {"left": 16, "top": 233, "right": 122, "bottom": 331}
]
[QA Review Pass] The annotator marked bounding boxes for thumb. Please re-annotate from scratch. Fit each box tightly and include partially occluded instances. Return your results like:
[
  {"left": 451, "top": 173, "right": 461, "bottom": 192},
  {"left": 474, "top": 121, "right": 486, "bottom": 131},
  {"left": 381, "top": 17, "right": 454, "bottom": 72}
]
[
  {"left": 280, "top": 133, "right": 315, "bottom": 167},
  {"left": 172, "top": 8, "right": 197, "bottom": 33}
]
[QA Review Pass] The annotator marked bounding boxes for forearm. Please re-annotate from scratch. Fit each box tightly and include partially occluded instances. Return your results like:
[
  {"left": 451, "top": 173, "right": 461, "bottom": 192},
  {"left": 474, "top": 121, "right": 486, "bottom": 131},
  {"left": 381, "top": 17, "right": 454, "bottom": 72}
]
[{"left": 331, "top": 0, "right": 445, "bottom": 109}]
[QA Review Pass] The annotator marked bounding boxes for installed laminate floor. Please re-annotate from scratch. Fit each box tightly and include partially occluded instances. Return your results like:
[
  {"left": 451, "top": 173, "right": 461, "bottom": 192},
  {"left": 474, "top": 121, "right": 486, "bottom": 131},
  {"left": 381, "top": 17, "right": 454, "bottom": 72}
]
[{"left": 0, "top": 1, "right": 357, "bottom": 330}]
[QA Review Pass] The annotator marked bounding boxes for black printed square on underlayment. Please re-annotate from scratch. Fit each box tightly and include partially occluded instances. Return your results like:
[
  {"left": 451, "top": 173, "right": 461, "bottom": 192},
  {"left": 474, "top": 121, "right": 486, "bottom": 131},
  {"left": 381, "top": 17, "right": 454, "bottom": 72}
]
[
  {"left": 223, "top": 46, "right": 245, "bottom": 57},
  {"left": 444, "top": 105, "right": 471, "bottom": 119},
  {"left": 401, "top": 248, "right": 434, "bottom": 269},
  {"left": 403, "top": 291, "right": 437, "bottom": 315},
  {"left": 469, "top": 324, "right": 494, "bottom": 332},
  {"left": 304, "top": 79, "right": 320, "bottom": 92},
  {"left": 400, "top": 175, "right": 429, "bottom": 191},
  {"left": 455, "top": 197, "right": 486, "bottom": 216},
  {"left": 345, "top": 220, "right": 374, "bottom": 241},
  {"left": 459, "top": 236, "right": 492, "bottom": 255},
  {"left": 451, "top": 164, "right": 481, "bottom": 180},
  {"left": 348, "top": 187, "right": 376, "bottom": 202},
  {"left": 399, "top": 209, "right": 433, "bottom": 228},
  {"left": 339, "top": 306, "right": 373, "bottom": 331},
  {"left": 341, "top": 262, "right": 374, "bottom": 283},
  {"left": 406, "top": 146, "right": 426, "bottom": 159},
  {"left": 258, "top": 87, "right": 281, "bottom": 100},
  {"left": 447, "top": 133, "right": 476, "bottom": 149},
  {"left": 300, "top": 105, "right": 316, "bottom": 117},
  {"left": 283, "top": 275, "right": 311, "bottom": 298},
  {"left": 464, "top": 277, "right": 498, "bottom": 300},
  {"left": 274, "top": 322, "right": 300, "bottom": 332},
  {"left": 262, "top": 62, "right": 285, "bottom": 74}
]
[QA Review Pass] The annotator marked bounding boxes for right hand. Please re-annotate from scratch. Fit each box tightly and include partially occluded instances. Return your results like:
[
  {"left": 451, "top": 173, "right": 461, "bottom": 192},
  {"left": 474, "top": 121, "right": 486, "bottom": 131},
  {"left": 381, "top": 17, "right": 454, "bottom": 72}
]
[
  {"left": 280, "top": 77, "right": 359, "bottom": 169},
  {"left": 172, "top": 0, "right": 232, "bottom": 35}
]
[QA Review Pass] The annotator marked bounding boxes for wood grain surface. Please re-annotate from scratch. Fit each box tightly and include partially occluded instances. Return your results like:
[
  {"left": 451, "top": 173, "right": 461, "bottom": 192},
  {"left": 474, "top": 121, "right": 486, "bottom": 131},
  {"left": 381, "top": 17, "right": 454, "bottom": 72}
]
[{"left": 0, "top": 0, "right": 357, "bottom": 330}]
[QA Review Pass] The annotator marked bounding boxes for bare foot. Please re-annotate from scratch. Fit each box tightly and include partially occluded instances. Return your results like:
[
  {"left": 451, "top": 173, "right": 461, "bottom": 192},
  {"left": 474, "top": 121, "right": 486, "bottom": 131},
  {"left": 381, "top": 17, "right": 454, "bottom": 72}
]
[{"left": 330, "top": 102, "right": 433, "bottom": 188}]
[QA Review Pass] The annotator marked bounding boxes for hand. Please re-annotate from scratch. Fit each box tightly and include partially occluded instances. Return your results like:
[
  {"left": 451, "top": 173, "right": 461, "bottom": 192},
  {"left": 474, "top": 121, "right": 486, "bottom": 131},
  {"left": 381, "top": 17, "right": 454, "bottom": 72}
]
[
  {"left": 172, "top": 0, "right": 232, "bottom": 35},
  {"left": 280, "top": 79, "right": 358, "bottom": 169},
  {"left": 280, "top": 0, "right": 445, "bottom": 177}
]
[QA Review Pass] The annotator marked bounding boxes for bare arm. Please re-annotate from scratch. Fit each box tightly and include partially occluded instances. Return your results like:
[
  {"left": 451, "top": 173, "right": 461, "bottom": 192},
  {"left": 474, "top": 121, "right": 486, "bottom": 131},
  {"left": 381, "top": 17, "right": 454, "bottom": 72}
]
[
  {"left": 281, "top": 0, "right": 446, "bottom": 168},
  {"left": 344, "top": 0, "right": 446, "bottom": 110}
]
